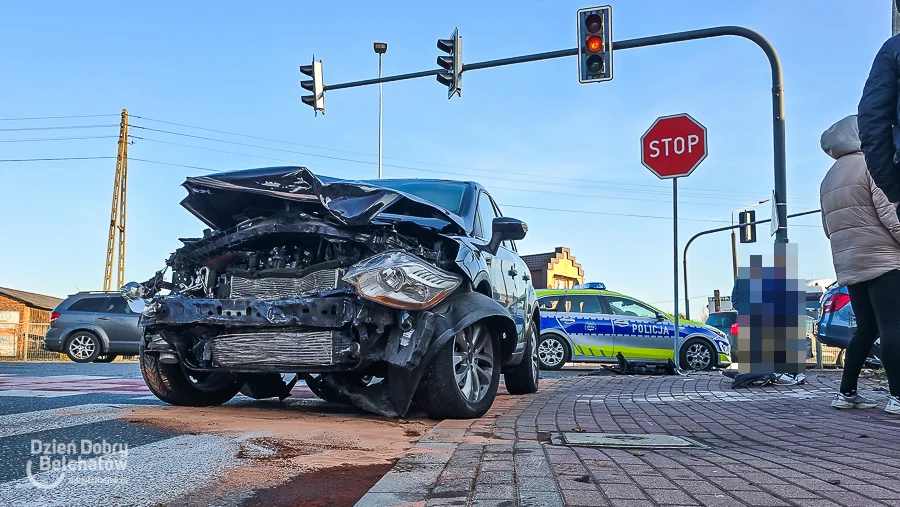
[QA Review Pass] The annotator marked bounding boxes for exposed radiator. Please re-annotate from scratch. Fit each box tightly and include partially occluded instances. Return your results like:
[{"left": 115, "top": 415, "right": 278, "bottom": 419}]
[
  {"left": 229, "top": 269, "right": 341, "bottom": 300},
  {"left": 212, "top": 329, "right": 350, "bottom": 367}
]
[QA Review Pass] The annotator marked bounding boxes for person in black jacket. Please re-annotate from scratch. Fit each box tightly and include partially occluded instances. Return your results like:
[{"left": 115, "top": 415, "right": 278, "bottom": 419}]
[{"left": 859, "top": 14, "right": 900, "bottom": 206}]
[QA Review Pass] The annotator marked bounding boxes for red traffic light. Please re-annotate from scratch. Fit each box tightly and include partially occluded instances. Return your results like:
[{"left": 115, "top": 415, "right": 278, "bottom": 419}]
[
  {"left": 585, "top": 13, "right": 602, "bottom": 33},
  {"left": 586, "top": 36, "right": 602, "bottom": 53}
]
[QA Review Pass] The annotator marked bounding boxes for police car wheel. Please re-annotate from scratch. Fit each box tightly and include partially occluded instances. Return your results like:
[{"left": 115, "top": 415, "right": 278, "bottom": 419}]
[
  {"left": 680, "top": 338, "right": 715, "bottom": 371},
  {"left": 538, "top": 334, "right": 569, "bottom": 371}
]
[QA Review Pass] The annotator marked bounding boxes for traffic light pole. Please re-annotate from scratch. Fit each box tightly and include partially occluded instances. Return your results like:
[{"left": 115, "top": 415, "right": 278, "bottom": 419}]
[
  {"left": 323, "top": 25, "right": 789, "bottom": 244},
  {"left": 681, "top": 209, "right": 820, "bottom": 320}
]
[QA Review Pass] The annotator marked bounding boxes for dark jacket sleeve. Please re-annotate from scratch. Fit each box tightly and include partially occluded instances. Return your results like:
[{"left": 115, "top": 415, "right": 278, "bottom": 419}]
[{"left": 859, "top": 37, "right": 900, "bottom": 203}]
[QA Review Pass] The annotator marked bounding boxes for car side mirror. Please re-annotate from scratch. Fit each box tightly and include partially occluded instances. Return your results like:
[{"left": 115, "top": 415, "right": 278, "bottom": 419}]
[
  {"left": 487, "top": 217, "right": 528, "bottom": 255},
  {"left": 656, "top": 312, "right": 667, "bottom": 321}
]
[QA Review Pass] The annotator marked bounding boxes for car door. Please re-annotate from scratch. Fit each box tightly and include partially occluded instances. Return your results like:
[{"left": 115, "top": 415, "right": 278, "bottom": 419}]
[
  {"left": 557, "top": 294, "right": 614, "bottom": 361},
  {"left": 603, "top": 294, "right": 674, "bottom": 361},
  {"left": 95, "top": 296, "right": 142, "bottom": 353}
]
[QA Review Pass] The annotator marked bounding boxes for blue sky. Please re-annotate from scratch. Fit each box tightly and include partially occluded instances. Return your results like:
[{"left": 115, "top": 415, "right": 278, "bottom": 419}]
[{"left": 0, "top": 1, "right": 890, "bottom": 314}]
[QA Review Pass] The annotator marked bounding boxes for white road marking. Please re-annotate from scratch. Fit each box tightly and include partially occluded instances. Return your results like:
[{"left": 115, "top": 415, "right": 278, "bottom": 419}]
[
  {"left": 0, "top": 390, "right": 82, "bottom": 398},
  {"left": 0, "top": 434, "right": 239, "bottom": 507},
  {"left": 0, "top": 404, "right": 138, "bottom": 438}
]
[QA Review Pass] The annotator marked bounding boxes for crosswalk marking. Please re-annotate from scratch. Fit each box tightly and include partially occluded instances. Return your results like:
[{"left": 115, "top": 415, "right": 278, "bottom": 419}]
[
  {"left": 0, "top": 404, "right": 138, "bottom": 438},
  {"left": 0, "top": 433, "right": 239, "bottom": 506}
]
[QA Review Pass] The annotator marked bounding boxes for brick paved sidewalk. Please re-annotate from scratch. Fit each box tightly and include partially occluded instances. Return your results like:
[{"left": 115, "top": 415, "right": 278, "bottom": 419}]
[{"left": 356, "top": 371, "right": 900, "bottom": 507}]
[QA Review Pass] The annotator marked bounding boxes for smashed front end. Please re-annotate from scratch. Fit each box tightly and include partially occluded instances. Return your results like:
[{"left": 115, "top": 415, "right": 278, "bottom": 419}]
[{"left": 130, "top": 167, "right": 482, "bottom": 417}]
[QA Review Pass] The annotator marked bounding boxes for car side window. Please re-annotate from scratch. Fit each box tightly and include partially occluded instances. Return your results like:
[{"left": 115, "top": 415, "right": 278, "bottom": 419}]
[
  {"left": 475, "top": 191, "right": 497, "bottom": 241},
  {"left": 563, "top": 295, "right": 603, "bottom": 314},
  {"left": 67, "top": 298, "right": 105, "bottom": 312},
  {"left": 605, "top": 296, "right": 658, "bottom": 319},
  {"left": 104, "top": 296, "right": 132, "bottom": 314},
  {"left": 538, "top": 296, "right": 561, "bottom": 312}
]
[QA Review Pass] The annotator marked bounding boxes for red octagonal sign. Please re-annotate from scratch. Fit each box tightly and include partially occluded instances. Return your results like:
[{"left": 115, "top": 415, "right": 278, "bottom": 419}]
[{"left": 641, "top": 113, "right": 708, "bottom": 179}]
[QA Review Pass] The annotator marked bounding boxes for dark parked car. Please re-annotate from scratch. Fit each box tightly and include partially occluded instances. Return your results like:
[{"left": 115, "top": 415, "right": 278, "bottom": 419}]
[
  {"left": 815, "top": 283, "right": 881, "bottom": 366},
  {"left": 124, "top": 167, "right": 540, "bottom": 419},
  {"left": 44, "top": 292, "right": 142, "bottom": 362},
  {"left": 705, "top": 310, "right": 737, "bottom": 360}
]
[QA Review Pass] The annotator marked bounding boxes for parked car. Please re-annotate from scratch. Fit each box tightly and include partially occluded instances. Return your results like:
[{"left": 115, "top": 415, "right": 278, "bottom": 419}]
[
  {"left": 44, "top": 292, "right": 142, "bottom": 362},
  {"left": 705, "top": 310, "right": 737, "bottom": 360},
  {"left": 124, "top": 167, "right": 540, "bottom": 419},
  {"left": 536, "top": 284, "right": 731, "bottom": 371},
  {"left": 815, "top": 283, "right": 881, "bottom": 366}
]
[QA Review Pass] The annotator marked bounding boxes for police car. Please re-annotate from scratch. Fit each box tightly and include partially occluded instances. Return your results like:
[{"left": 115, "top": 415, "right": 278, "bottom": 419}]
[{"left": 536, "top": 283, "right": 731, "bottom": 371}]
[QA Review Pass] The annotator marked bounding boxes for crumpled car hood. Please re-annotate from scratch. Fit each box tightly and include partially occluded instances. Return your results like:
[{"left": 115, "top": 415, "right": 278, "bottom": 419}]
[{"left": 180, "top": 166, "right": 467, "bottom": 233}]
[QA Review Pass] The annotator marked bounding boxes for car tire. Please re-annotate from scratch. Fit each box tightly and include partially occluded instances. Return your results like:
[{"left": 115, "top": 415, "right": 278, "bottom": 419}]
[
  {"left": 139, "top": 341, "right": 242, "bottom": 406},
  {"left": 680, "top": 338, "right": 716, "bottom": 371},
  {"left": 504, "top": 322, "right": 540, "bottom": 395},
  {"left": 416, "top": 321, "right": 500, "bottom": 419},
  {"left": 537, "top": 334, "right": 569, "bottom": 371},
  {"left": 65, "top": 332, "right": 102, "bottom": 363},
  {"left": 94, "top": 354, "right": 118, "bottom": 363}
]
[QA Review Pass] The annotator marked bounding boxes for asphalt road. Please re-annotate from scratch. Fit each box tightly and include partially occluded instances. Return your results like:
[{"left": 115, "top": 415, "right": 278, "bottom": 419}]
[{"left": 0, "top": 361, "right": 583, "bottom": 506}]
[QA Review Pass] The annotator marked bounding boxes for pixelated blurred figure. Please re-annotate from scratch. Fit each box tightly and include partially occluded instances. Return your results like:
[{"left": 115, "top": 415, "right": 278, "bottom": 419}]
[{"left": 735, "top": 243, "right": 806, "bottom": 374}]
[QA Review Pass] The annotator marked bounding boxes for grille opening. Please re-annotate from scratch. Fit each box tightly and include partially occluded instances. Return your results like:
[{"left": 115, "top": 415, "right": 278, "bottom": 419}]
[{"left": 216, "top": 306, "right": 223, "bottom": 315}]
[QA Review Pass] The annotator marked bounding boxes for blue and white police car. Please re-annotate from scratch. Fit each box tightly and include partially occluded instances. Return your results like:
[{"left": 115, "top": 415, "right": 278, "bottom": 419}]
[{"left": 536, "top": 283, "right": 731, "bottom": 371}]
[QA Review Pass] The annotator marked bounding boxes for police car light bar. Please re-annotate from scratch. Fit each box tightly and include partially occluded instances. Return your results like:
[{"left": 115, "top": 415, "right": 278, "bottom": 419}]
[{"left": 573, "top": 282, "right": 606, "bottom": 290}]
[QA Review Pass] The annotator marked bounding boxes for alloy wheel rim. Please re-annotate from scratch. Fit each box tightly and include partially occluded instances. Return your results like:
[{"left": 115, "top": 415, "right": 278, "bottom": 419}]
[
  {"left": 452, "top": 324, "right": 493, "bottom": 403},
  {"left": 538, "top": 338, "right": 564, "bottom": 367},
  {"left": 530, "top": 331, "right": 540, "bottom": 382},
  {"left": 686, "top": 343, "right": 711, "bottom": 370},
  {"left": 70, "top": 335, "right": 95, "bottom": 360}
]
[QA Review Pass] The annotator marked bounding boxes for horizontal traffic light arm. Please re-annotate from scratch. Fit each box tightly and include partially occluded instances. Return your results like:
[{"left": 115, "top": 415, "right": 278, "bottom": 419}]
[{"left": 324, "top": 25, "right": 780, "bottom": 91}]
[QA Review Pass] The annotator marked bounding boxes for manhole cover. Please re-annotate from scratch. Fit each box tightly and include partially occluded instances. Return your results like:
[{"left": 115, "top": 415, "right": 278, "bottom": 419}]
[{"left": 551, "top": 432, "right": 705, "bottom": 449}]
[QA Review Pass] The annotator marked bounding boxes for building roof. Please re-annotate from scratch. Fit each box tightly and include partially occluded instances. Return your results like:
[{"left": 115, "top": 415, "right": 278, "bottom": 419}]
[
  {"left": 0, "top": 287, "right": 64, "bottom": 311},
  {"left": 521, "top": 252, "right": 556, "bottom": 271}
]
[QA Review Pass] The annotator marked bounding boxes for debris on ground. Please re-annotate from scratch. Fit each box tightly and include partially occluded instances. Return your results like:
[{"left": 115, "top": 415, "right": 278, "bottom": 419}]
[{"left": 723, "top": 371, "right": 807, "bottom": 388}]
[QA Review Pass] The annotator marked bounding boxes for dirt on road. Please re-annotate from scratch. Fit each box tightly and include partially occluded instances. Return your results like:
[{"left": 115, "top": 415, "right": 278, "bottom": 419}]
[{"left": 122, "top": 403, "right": 436, "bottom": 506}]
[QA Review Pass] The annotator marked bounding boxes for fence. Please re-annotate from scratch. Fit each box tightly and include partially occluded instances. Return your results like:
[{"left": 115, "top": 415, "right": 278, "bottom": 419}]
[
  {"left": 805, "top": 316, "right": 843, "bottom": 368},
  {"left": 0, "top": 323, "right": 65, "bottom": 361}
]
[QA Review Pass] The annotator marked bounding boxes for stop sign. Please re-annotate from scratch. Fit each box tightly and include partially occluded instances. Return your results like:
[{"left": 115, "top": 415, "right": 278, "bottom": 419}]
[{"left": 640, "top": 113, "right": 708, "bottom": 179}]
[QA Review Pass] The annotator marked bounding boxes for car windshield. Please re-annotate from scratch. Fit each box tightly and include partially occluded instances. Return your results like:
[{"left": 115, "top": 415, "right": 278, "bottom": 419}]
[{"left": 371, "top": 180, "right": 468, "bottom": 215}]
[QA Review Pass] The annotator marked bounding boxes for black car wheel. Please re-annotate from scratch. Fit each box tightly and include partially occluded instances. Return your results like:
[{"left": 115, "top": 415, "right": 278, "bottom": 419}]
[
  {"left": 65, "top": 332, "right": 101, "bottom": 363},
  {"left": 537, "top": 334, "right": 569, "bottom": 370},
  {"left": 680, "top": 338, "right": 715, "bottom": 371},
  {"left": 417, "top": 321, "right": 500, "bottom": 419},
  {"left": 139, "top": 341, "right": 242, "bottom": 406},
  {"left": 505, "top": 322, "right": 540, "bottom": 395},
  {"left": 94, "top": 354, "right": 118, "bottom": 363}
]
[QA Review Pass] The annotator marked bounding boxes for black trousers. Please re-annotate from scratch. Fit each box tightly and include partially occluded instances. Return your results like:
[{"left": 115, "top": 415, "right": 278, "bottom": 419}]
[{"left": 841, "top": 269, "right": 900, "bottom": 396}]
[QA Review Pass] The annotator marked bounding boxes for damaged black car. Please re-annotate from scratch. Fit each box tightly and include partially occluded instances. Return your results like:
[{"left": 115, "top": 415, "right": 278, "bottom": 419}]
[{"left": 123, "top": 167, "right": 541, "bottom": 419}]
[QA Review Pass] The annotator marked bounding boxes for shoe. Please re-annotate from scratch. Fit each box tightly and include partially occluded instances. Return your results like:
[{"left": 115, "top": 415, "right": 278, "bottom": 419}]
[
  {"left": 831, "top": 392, "right": 878, "bottom": 409},
  {"left": 886, "top": 396, "right": 900, "bottom": 415}
]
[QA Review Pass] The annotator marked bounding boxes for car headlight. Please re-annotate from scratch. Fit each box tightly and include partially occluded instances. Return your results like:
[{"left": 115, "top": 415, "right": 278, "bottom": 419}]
[{"left": 342, "top": 251, "right": 461, "bottom": 310}]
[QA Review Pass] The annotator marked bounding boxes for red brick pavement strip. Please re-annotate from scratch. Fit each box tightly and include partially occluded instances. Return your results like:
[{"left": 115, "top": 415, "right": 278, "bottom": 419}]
[{"left": 359, "top": 372, "right": 900, "bottom": 507}]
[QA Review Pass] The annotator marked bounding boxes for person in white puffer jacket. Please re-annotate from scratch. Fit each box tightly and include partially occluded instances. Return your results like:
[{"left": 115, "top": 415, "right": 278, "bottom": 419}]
[{"left": 820, "top": 114, "right": 900, "bottom": 414}]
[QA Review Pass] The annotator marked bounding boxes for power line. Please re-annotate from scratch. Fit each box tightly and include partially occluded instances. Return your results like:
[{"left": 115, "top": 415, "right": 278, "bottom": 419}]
[
  {"left": 131, "top": 135, "right": 785, "bottom": 210},
  {"left": 0, "top": 156, "right": 115, "bottom": 162},
  {"left": 130, "top": 125, "right": 816, "bottom": 205},
  {"left": 500, "top": 204, "right": 730, "bottom": 224},
  {"left": 129, "top": 157, "right": 216, "bottom": 172},
  {"left": 0, "top": 114, "right": 118, "bottom": 121},
  {"left": 130, "top": 115, "right": 819, "bottom": 202},
  {"left": 0, "top": 124, "right": 118, "bottom": 132},
  {"left": 0, "top": 135, "right": 118, "bottom": 143}
]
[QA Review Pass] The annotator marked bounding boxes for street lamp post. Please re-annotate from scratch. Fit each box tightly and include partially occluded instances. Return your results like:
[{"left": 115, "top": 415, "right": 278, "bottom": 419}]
[
  {"left": 374, "top": 42, "right": 387, "bottom": 179},
  {"left": 730, "top": 199, "right": 770, "bottom": 278}
]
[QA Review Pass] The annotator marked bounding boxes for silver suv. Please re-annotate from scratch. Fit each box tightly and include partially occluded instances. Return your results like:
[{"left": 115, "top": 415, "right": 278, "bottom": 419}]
[{"left": 44, "top": 292, "right": 142, "bottom": 363}]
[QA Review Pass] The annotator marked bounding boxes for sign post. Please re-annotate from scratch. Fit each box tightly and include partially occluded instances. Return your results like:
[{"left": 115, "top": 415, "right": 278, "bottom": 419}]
[{"left": 641, "top": 113, "right": 708, "bottom": 370}]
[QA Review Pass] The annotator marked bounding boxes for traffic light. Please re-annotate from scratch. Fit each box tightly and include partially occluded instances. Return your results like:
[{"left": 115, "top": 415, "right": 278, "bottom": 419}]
[
  {"left": 299, "top": 57, "right": 325, "bottom": 115},
  {"left": 577, "top": 6, "right": 613, "bottom": 83},
  {"left": 436, "top": 28, "right": 462, "bottom": 98},
  {"left": 739, "top": 210, "right": 757, "bottom": 243}
]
